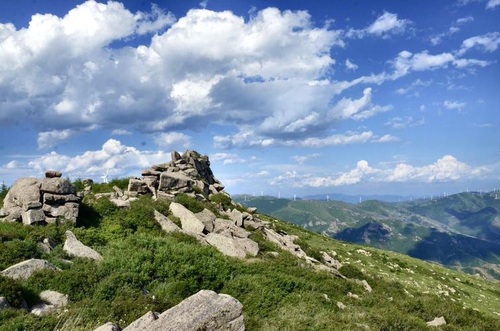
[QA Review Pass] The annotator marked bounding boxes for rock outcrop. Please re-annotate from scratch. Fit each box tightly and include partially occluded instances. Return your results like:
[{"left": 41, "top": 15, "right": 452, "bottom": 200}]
[
  {"left": 1, "top": 259, "right": 60, "bottom": 280},
  {"left": 0, "top": 173, "right": 79, "bottom": 225},
  {"left": 121, "top": 290, "right": 244, "bottom": 331},
  {"left": 127, "top": 150, "right": 226, "bottom": 200},
  {"left": 63, "top": 230, "right": 103, "bottom": 261}
]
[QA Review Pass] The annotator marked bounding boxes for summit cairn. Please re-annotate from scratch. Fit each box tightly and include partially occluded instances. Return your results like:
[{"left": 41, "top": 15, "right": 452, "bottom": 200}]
[{"left": 127, "top": 150, "right": 226, "bottom": 200}]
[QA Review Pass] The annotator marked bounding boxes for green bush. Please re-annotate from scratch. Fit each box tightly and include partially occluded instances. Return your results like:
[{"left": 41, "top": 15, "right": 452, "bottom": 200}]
[
  {"left": 209, "top": 193, "right": 233, "bottom": 209},
  {"left": 338, "top": 264, "right": 365, "bottom": 279},
  {"left": 0, "top": 239, "right": 41, "bottom": 270},
  {"left": 0, "top": 276, "right": 24, "bottom": 308},
  {"left": 175, "top": 193, "right": 205, "bottom": 213}
]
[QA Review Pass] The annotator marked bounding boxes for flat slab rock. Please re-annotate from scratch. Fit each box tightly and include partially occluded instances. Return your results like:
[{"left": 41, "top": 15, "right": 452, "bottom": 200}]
[
  {"left": 124, "top": 290, "right": 245, "bottom": 331},
  {"left": 1, "top": 259, "right": 60, "bottom": 280}
]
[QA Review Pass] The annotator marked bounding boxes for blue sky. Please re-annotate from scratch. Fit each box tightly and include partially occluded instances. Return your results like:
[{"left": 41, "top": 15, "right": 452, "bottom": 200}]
[{"left": 0, "top": 0, "right": 499, "bottom": 197}]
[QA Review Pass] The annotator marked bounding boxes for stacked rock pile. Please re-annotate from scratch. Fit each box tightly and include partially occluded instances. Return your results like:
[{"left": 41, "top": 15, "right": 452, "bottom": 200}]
[
  {"left": 0, "top": 171, "right": 79, "bottom": 224},
  {"left": 127, "top": 150, "right": 226, "bottom": 200}
]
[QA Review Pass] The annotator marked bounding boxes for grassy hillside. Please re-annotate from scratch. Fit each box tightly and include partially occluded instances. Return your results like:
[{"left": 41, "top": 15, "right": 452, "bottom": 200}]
[
  {"left": 1, "top": 191, "right": 500, "bottom": 330},
  {"left": 234, "top": 194, "right": 500, "bottom": 280}
]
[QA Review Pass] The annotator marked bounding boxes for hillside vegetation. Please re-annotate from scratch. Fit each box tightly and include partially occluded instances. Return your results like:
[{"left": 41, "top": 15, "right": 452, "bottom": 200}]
[{"left": 1, "top": 185, "right": 500, "bottom": 330}]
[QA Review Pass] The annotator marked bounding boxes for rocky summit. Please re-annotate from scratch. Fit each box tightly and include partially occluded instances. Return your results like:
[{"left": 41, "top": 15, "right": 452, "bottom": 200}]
[{"left": 128, "top": 150, "right": 226, "bottom": 200}]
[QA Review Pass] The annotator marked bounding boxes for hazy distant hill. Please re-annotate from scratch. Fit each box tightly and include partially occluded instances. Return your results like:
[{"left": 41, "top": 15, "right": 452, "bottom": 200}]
[{"left": 234, "top": 192, "right": 500, "bottom": 280}]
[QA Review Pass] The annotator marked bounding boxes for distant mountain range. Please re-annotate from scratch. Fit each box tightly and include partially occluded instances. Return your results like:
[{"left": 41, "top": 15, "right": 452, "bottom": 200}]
[{"left": 234, "top": 191, "right": 500, "bottom": 280}]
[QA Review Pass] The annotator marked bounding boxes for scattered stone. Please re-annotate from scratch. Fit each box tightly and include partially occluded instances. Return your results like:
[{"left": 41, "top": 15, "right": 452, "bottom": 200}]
[
  {"left": 356, "top": 279, "right": 373, "bottom": 293},
  {"left": 154, "top": 210, "right": 181, "bottom": 233},
  {"left": 93, "top": 322, "right": 121, "bottom": 331},
  {"left": 427, "top": 316, "right": 446, "bottom": 327},
  {"left": 337, "top": 301, "right": 346, "bottom": 310},
  {"left": 38, "top": 238, "right": 56, "bottom": 253},
  {"left": 63, "top": 230, "right": 103, "bottom": 261},
  {"left": 31, "top": 289, "right": 69, "bottom": 315},
  {"left": 40, "top": 290, "right": 69, "bottom": 308},
  {"left": 110, "top": 198, "right": 131, "bottom": 208},
  {"left": 347, "top": 292, "right": 359, "bottom": 300},
  {"left": 205, "top": 233, "right": 259, "bottom": 259},
  {"left": 31, "top": 303, "right": 56, "bottom": 316},
  {"left": 0, "top": 297, "right": 10, "bottom": 309},
  {"left": 1, "top": 259, "right": 60, "bottom": 280}
]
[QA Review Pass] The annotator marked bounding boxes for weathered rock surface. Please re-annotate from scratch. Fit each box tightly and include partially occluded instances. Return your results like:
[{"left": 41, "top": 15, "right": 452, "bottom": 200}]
[
  {"left": 123, "top": 311, "right": 159, "bottom": 331},
  {"left": 63, "top": 230, "right": 103, "bottom": 261},
  {"left": 1, "top": 259, "right": 60, "bottom": 280},
  {"left": 1, "top": 175, "right": 79, "bottom": 224},
  {"left": 147, "top": 290, "right": 244, "bottom": 331}
]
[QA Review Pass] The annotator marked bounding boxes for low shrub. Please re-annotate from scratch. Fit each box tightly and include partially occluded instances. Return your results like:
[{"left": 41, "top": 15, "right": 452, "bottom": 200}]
[{"left": 175, "top": 193, "right": 205, "bottom": 213}]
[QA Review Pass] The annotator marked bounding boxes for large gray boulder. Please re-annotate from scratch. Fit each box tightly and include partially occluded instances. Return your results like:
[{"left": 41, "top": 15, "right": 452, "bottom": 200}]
[
  {"left": 147, "top": 290, "right": 244, "bottom": 331},
  {"left": 63, "top": 230, "right": 103, "bottom": 261},
  {"left": 1, "top": 259, "right": 60, "bottom": 280},
  {"left": 2, "top": 178, "right": 41, "bottom": 221},
  {"left": 169, "top": 202, "right": 205, "bottom": 234}
]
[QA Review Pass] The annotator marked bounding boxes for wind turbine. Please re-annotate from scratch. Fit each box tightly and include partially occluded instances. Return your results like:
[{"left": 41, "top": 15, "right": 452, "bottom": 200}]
[{"left": 101, "top": 169, "right": 109, "bottom": 184}]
